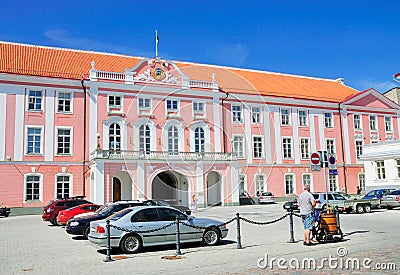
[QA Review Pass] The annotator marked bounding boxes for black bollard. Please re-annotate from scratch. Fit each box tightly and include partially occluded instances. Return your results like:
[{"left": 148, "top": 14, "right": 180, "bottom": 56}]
[
  {"left": 335, "top": 207, "right": 340, "bottom": 229},
  {"left": 175, "top": 218, "right": 182, "bottom": 255},
  {"left": 104, "top": 219, "right": 113, "bottom": 262},
  {"left": 288, "top": 210, "right": 295, "bottom": 243},
  {"left": 236, "top": 213, "right": 242, "bottom": 249}
]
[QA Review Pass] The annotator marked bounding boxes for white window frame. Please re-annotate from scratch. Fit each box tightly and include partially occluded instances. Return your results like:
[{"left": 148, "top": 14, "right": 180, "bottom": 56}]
[
  {"left": 54, "top": 173, "right": 73, "bottom": 199},
  {"left": 26, "top": 89, "right": 43, "bottom": 111},
  {"left": 107, "top": 94, "right": 123, "bottom": 113},
  {"left": 369, "top": 115, "right": 377, "bottom": 131},
  {"left": 193, "top": 101, "right": 206, "bottom": 115},
  {"left": 255, "top": 174, "right": 265, "bottom": 195},
  {"left": 385, "top": 116, "right": 392, "bottom": 132},
  {"left": 358, "top": 173, "right": 365, "bottom": 192},
  {"left": 298, "top": 110, "right": 308, "bottom": 127},
  {"left": 253, "top": 135, "right": 264, "bottom": 159},
  {"left": 355, "top": 140, "right": 363, "bottom": 159},
  {"left": 138, "top": 97, "right": 151, "bottom": 110},
  {"left": 326, "top": 139, "right": 336, "bottom": 154},
  {"left": 56, "top": 91, "right": 74, "bottom": 113},
  {"left": 376, "top": 160, "right": 386, "bottom": 180},
  {"left": 194, "top": 126, "right": 205, "bottom": 153},
  {"left": 282, "top": 137, "right": 293, "bottom": 159},
  {"left": 25, "top": 126, "right": 43, "bottom": 155},
  {"left": 189, "top": 121, "right": 210, "bottom": 153},
  {"left": 302, "top": 173, "right": 313, "bottom": 192},
  {"left": 251, "top": 106, "right": 262, "bottom": 124},
  {"left": 300, "top": 138, "right": 310, "bottom": 160},
  {"left": 24, "top": 173, "right": 43, "bottom": 202},
  {"left": 353, "top": 114, "right": 362, "bottom": 130},
  {"left": 329, "top": 175, "right": 338, "bottom": 192},
  {"left": 324, "top": 112, "right": 333, "bottom": 128},
  {"left": 166, "top": 99, "right": 179, "bottom": 111},
  {"left": 238, "top": 174, "right": 246, "bottom": 196},
  {"left": 232, "top": 135, "right": 245, "bottom": 158},
  {"left": 284, "top": 173, "right": 295, "bottom": 195},
  {"left": 281, "top": 108, "right": 291, "bottom": 126},
  {"left": 232, "top": 104, "right": 243, "bottom": 123},
  {"left": 103, "top": 116, "right": 128, "bottom": 151},
  {"left": 55, "top": 126, "right": 73, "bottom": 156}
]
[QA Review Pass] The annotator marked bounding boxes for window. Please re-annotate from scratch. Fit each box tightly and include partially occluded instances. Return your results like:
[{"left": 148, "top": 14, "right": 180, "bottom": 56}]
[
  {"left": 326, "top": 139, "right": 335, "bottom": 154},
  {"left": 238, "top": 175, "right": 245, "bottom": 196},
  {"left": 57, "top": 92, "right": 72, "bottom": 112},
  {"left": 194, "top": 127, "right": 205, "bottom": 153},
  {"left": 303, "top": 174, "right": 312, "bottom": 188},
  {"left": 300, "top": 138, "right": 310, "bottom": 159},
  {"left": 370, "top": 115, "right": 377, "bottom": 131},
  {"left": 376, "top": 161, "right": 385, "bottom": 180},
  {"left": 27, "top": 127, "right": 41, "bottom": 154},
  {"left": 139, "top": 125, "right": 151, "bottom": 152},
  {"left": 57, "top": 128, "right": 71, "bottom": 155},
  {"left": 233, "top": 136, "right": 244, "bottom": 158},
  {"left": 253, "top": 136, "right": 263, "bottom": 158},
  {"left": 385, "top": 117, "right": 392, "bottom": 131},
  {"left": 281, "top": 109, "right": 290, "bottom": 125},
  {"left": 353, "top": 114, "right": 361, "bottom": 129},
  {"left": 232, "top": 105, "right": 242, "bottom": 122},
  {"left": 356, "top": 140, "right": 363, "bottom": 159},
  {"left": 109, "top": 95, "right": 121, "bottom": 107},
  {"left": 255, "top": 175, "right": 265, "bottom": 195},
  {"left": 132, "top": 208, "right": 160, "bottom": 222},
  {"left": 193, "top": 101, "right": 205, "bottom": 113},
  {"left": 282, "top": 138, "right": 292, "bottom": 159},
  {"left": 285, "top": 174, "right": 294, "bottom": 194},
  {"left": 109, "top": 123, "right": 121, "bottom": 150},
  {"left": 324, "top": 113, "right": 333, "bottom": 128},
  {"left": 299, "top": 110, "right": 308, "bottom": 126},
  {"left": 56, "top": 175, "right": 70, "bottom": 199},
  {"left": 252, "top": 107, "right": 261, "bottom": 123},
  {"left": 396, "top": 159, "right": 400, "bottom": 178},
  {"left": 28, "top": 90, "right": 42, "bottom": 111},
  {"left": 168, "top": 126, "right": 179, "bottom": 154},
  {"left": 329, "top": 175, "right": 337, "bottom": 192},
  {"left": 358, "top": 173, "right": 365, "bottom": 192},
  {"left": 26, "top": 175, "right": 40, "bottom": 200},
  {"left": 167, "top": 99, "right": 178, "bottom": 111},
  {"left": 138, "top": 98, "right": 151, "bottom": 109}
]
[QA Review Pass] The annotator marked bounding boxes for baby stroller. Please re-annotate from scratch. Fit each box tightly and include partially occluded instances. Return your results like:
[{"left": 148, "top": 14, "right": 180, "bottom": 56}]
[{"left": 311, "top": 208, "right": 343, "bottom": 243}]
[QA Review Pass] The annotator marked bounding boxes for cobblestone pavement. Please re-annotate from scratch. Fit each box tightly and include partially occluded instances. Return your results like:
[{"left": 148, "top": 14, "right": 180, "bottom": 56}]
[{"left": 0, "top": 204, "right": 399, "bottom": 275}]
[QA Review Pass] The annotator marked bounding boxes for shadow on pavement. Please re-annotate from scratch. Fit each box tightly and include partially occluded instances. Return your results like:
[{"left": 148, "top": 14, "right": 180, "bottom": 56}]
[{"left": 343, "top": 230, "right": 369, "bottom": 237}]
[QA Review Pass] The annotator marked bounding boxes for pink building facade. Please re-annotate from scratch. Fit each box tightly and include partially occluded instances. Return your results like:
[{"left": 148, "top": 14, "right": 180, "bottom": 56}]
[{"left": 0, "top": 42, "right": 399, "bottom": 209}]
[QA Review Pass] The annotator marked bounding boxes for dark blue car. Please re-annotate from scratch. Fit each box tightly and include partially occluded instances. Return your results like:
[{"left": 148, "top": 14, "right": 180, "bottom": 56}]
[{"left": 361, "top": 188, "right": 395, "bottom": 201}]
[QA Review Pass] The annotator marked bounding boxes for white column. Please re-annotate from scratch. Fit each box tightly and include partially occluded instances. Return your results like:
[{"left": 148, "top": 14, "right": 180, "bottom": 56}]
[
  {"left": 263, "top": 106, "right": 272, "bottom": 164},
  {"left": 341, "top": 108, "right": 351, "bottom": 164},
  {"left": 89, "top": 84, "right": 98, "bottom": 152},
  {"left": 231, "top": 162, "right": 239, "bottom": 205},
  {"left": 309, "top": 111, "right": 317, "bottom": 153},
  {"left": 292, "top": 108, "right": 300, "bottom": 163},
  {"left": 317, "top": 111, "right": 325, "bottom": 150},
  {"left": 244, "top": 104, "right": 252, "bottom": 163},
  {"left": 14, "top": 92, "right": 25, "bottom": 161},
  {"left": 94, "top": 161, "right": 104, "bottom": 204},
  {"left": 213, "top": 95, "right": 221, "bottom": 152},
  {"left": 137, "top": 162, "right": 145, "bottom": 200},
  {"left": 0, "top": 93, "right": 6, "bottom": 160},
  {"left": 196, "top": 162, "right": 205, "bottom": 207},
  {"left": 45, "top": 90, "right": 55, "bottom": 161},
  {"left": 271, "top": 106, "right": 282, "bottom": 164}
]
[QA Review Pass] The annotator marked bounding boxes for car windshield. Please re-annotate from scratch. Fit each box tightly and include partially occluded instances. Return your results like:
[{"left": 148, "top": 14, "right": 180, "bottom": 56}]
[
  {"left": 107, "top": 208, "right": 133, "bottom": 221},
  {"left": 95, "top": 205, "right": 108, "bottom": 214},
  {"left": 389, "top": 190, "right": 400, "bottom": 195},
  {"left": 97, "top": 205, "right": 114, "bottom": 216},
  {"left": 156, "top": 200, "right": 170, "bottom": 207}
]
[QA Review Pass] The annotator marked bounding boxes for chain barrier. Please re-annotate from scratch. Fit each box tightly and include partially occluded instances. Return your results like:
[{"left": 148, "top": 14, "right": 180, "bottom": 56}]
[
  {"left": 179, "top": 217, "right": 237, "bottom": 230},
  {"left": 292, "top": 212, "right": 302, "bottom": 218},
  {"left": 240, "top": 213, "right": 289, "bottom": 225},
  {"left": 110, "top": 220, "right": 176, "bottom": 234}
]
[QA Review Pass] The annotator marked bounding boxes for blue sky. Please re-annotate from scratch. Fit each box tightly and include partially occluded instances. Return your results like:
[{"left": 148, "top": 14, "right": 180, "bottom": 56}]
[{"left": 1, "top": 0, "right": 399, "bottom": 93}]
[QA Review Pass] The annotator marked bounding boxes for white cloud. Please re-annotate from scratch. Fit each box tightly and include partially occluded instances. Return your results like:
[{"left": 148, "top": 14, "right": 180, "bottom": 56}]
[
  {"left": 357, "top": 79, "right": 397, "bottom": 93},
  {"left": 205, "top": 42, "right": 249, "bottom": 66}
]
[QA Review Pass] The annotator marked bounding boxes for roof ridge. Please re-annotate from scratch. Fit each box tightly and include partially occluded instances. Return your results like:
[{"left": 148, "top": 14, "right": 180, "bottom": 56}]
[
  {"left": 174, "top": 59, "right": 342, "bottom": 83},
  {"left": 0, "top": 40, "right": 144, "bottom": 60}
]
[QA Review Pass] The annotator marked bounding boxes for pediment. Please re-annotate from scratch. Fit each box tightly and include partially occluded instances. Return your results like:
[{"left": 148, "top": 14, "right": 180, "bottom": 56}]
[
  {"left": 343, "top": 88, "right": 400, "bottom": 110},
  {"left": 125, "top": 58, "right": 188, "bottom": 85}
]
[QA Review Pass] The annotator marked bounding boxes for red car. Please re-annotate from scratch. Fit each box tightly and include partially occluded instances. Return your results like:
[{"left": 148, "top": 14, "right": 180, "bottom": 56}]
[{"left": 57, "top": 203, "right": 101, "bottom": 225}]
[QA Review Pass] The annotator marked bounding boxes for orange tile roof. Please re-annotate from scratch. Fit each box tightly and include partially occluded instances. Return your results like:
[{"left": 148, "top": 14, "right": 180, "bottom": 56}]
[{"left": 0, "top": 41, "right": 359, "bottom": 102}]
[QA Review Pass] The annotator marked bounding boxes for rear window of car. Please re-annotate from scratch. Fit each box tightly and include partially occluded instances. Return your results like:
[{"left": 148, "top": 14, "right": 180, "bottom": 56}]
[
  {"left": 108, "top": 208, "right": 133, "bottom": 221},
  {"left": 260, "top": 192, "right": 272, "bottom": 196},
  {"left": 389, "top": 190, "right": 400, "bottom": 195}
]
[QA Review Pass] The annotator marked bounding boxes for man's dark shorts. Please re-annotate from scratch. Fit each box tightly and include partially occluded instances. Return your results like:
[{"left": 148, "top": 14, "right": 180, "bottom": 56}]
[{"left": 301, "top": 213, "right": 313, "bottom": 230}]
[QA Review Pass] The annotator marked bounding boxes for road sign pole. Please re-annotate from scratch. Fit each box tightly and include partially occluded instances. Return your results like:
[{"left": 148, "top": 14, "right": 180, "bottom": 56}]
[{"left": 319, "top": 150, "right": 329, "bottom": 208}]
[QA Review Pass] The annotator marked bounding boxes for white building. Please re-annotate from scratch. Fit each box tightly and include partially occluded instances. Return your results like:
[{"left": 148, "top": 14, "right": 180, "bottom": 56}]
[{"left": 360, "top": 140, "right": 400, "bottom": 191}]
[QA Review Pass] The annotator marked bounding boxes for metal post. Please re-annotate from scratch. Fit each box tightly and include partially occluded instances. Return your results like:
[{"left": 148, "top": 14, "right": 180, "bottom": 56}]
[
  {"left": 335, "top": 207, "right": 341, "bottom": 229},
  {"left": 236, "top": 213, "right": 242, "bottom": 249},
  {"left": 175, "top": 218, "right": 182, "bottom": 255},
  {"left": 104, "top": 220, "right": 113, "bottom": 262},
  {"left": 288, "top": 210, "right": 295, "bottom": 243}
]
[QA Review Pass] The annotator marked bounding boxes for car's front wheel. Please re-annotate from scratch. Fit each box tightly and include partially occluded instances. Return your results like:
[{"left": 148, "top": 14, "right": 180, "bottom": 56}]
[
  {"left": 120, "top": 234, "right": 142, "bottom": 253},
  {"left": 202, "top": 227, "right": 220, "bottom": 246},
  {"left": 83, "top": 226, "right": 90, "bottom": 239}
]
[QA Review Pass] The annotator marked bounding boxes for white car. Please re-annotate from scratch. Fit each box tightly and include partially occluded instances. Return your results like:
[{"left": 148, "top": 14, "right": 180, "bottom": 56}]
[{"left": 258, "top": 192, "right": 275, "bottom": 204}]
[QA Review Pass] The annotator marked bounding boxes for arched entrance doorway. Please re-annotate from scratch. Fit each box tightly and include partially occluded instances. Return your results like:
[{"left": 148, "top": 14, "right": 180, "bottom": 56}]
[
  {"left": 152, "top": 171, "right": 189, "bottom": 206},
  {"left": 207, "top": 171, "right": 222, "bottom": 206},
  {"left": 112, "top": 171, "right": 132, "bottom": 202}
]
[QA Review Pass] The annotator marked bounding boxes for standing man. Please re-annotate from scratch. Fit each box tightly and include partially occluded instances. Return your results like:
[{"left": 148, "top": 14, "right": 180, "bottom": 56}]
[{"left": 297, "top": 184, "right": 316, "bottom": 246}]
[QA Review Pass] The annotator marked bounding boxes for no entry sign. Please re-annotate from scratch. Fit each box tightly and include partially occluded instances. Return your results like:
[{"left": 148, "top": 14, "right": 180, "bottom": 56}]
[{"left": 311, "top": 152, "right": 321, "bottom": 165}]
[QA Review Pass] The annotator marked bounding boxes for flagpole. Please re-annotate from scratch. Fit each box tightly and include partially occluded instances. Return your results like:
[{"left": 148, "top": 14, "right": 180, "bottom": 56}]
[{"left": 155, "top": 30, "right": 158, "bottom": 57}]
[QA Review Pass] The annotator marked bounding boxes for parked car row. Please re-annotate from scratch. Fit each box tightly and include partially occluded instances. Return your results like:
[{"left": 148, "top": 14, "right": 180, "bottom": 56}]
[
  {"left": 42, "top": 197, "right": 228, "bottom": 254},
  {"left": 283, "top": 188, "right": 399, "bottom": 213}
]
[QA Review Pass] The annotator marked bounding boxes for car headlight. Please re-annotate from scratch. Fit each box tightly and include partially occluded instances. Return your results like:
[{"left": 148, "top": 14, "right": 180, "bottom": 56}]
[{"left": 69, "top": 221, "right": 79, "bottom": 227}]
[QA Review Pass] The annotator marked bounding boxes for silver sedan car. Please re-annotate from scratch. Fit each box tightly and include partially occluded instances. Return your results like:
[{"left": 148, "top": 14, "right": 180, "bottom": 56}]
[
  {"left": 88, "top": 206, "right": 229, "bottom": 253},
  {"left": 381, "top": 189, "right": 400, "bottom": 210}
]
